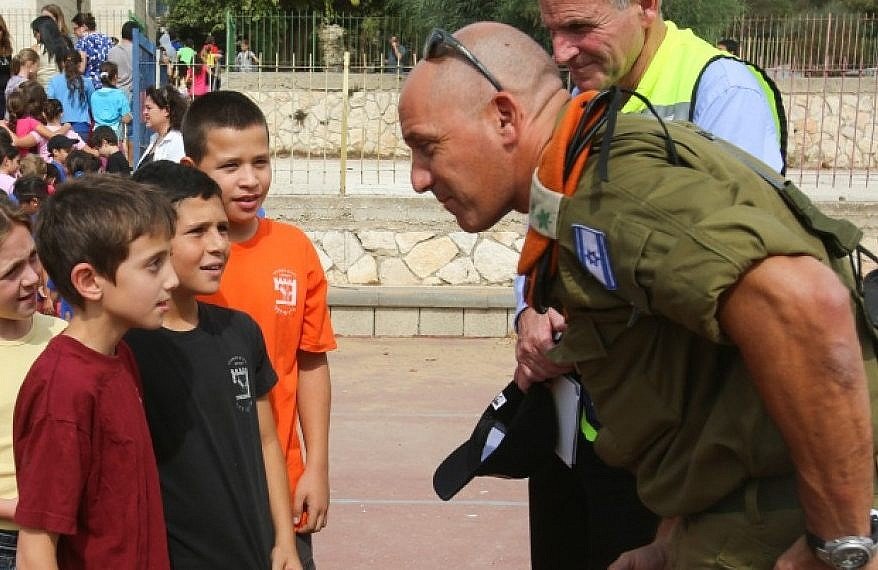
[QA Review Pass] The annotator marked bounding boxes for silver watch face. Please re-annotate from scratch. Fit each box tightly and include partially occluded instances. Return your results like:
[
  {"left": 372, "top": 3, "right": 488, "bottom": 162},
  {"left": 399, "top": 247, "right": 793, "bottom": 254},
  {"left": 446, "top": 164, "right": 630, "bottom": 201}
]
[{"left": 830, "top": 544, "right": 871, "bottom": 569}]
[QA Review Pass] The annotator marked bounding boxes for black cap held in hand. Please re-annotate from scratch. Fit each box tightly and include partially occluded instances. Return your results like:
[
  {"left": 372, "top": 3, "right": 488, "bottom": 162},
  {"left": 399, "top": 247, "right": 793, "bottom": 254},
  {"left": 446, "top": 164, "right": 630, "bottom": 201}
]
[{"left": 433, "top": 381, "right": 557, "bottom": 501}]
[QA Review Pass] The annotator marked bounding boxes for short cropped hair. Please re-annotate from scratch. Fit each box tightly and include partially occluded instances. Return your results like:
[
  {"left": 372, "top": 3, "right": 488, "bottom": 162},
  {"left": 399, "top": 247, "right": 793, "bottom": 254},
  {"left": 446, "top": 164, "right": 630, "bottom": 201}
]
[
  {"left": 89, "top": 125, "right": 118, "bottom": 147},
  {"left": 13, "top": 175, "right": 49, "bottom": 204},
  {"left": 45, "top": 162, "right": 60, "bottom": 181},
  {"left": 65, "top": 150, "right": 100, "bottom": 177},
  {"left": 47, "top": 134, "right": 74, "bottom": 153},
  {"left": 0, "top": 142, "right": 17, "bottom": 163},
  {"left": 121, "top": 20, "right": 140, "bottom": 41},
  {"left": 35, "top": 176, "right": 176, "bottom": 308},
  {"left": 71, "top": 12, "right": 96, "bottom": 32},
  {"left": 181, "top": 91, "right": 268, "bottom": 163},
  {"left": 133, "top": 160, "right": 222, "bottom": 205},
  {"left": 0, "top": 194, "right": 31, "bottom": 240},
  {"left": 717, "top": 38, "right": 740, "bottom": 56}
]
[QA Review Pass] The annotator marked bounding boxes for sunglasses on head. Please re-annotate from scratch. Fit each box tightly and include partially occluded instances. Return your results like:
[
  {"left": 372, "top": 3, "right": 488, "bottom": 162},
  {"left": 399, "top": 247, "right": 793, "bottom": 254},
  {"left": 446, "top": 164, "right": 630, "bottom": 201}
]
[{"left": 422, "top": 28, "right": 503, "bottom": 92}]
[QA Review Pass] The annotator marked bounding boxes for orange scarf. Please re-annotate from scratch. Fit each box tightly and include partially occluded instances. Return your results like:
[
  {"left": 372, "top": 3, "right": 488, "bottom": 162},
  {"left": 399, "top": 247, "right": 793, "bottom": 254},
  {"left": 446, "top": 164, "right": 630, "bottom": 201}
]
[{"left": 517, "top": 90, "right": 607, "bottom": 306}]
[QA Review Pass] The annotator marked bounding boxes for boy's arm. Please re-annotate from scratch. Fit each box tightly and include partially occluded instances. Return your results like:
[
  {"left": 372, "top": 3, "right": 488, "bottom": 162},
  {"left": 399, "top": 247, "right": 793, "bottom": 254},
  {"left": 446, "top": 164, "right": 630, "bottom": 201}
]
[
  {"left": 293, "top": 350, "right": 330, "bottom": 533},
  {"left": 0, "top": 498, "right": 16, "bottom": 520},
  {"left": 257, "top": 397, "right": 302, "bottom": 570},
  {"left": 16, "top": 528, "right": 59, "bottom": 570}
]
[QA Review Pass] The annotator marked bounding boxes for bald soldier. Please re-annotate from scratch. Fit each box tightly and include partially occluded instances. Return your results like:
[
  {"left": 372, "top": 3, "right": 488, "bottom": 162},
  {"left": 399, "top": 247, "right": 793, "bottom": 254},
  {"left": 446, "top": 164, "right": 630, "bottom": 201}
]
[
  {"left": 400, "top": 22, "right": 878, "bottom": 569},
  {"left": 522, "top": 0, "right": 789, "bottom": 566}
]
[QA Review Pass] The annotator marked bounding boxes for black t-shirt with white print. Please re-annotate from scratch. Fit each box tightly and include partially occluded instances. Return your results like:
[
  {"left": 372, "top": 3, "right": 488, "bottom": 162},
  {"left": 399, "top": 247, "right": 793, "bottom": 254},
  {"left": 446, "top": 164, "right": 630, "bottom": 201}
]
[{"left": 126, "top": 302, "right": 278, "bottom": 569}]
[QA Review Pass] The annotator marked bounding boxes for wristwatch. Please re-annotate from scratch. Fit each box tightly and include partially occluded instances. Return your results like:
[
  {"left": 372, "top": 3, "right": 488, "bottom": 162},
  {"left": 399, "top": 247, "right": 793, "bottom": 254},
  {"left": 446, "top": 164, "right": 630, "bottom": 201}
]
[{"left": 806, "top": 510, "right": 878, "bottom": 569}]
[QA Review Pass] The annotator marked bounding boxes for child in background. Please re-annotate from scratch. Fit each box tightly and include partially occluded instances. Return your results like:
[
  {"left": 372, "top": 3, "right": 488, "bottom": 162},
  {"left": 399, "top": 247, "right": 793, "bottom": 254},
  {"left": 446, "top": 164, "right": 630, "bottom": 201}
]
[
  {"left": 0, "top": 144, "right": 19, "bottom": 197},
  {"left": 12, "top": 176, "right": 49, "bottom": 218},
  {"left": 44, "top": 163, "right": 59, "bottom": 193},
  {"left": 4, "top": 49, "right": 41, "bottom": 116},
  {"left": 0, "top": 197, "right": 66, "bottom": 568},
  {"left": 43, "top": 99, "right": 86, "bottom": 149},
  {"left": 46, "top": 50, "right": 93, "bottom": 143},
  {"left": 89, "top": 125, "right": 130, "bottom": 176},
  {"left": 128, "top": 161, "right": 300, "bottom": 569},
  {"left": 199, "top": 35, "right": 222, "bottom": 91},
  {"left": 235, "top": 38, "right": 260, "bottom": 72},
  {"left": 47, "top": 134, "right": 74, "bottom": 182},
  {"left": 65, "top": 148, "right": 99, "bottom": 177},
  {"left": 18, "top": 155, "right": 46, "bottom": 181},
  {"left": 186, "top": 52, "right": 210, "bottom": 99},
  {"left": 183, "top": 91, "right": 335, "bottom": 570},
  {"left": 13, "top": 177, "right": 175, "bottom": 569},
  {"left": 90, "top": 61, "right": 131, "bottom": 141},
  {"left": 3, "top": 83, "right": 69, "bottom": 160},
  {"left": 176, "top": 38, "right": 196, "bottom": 78}
]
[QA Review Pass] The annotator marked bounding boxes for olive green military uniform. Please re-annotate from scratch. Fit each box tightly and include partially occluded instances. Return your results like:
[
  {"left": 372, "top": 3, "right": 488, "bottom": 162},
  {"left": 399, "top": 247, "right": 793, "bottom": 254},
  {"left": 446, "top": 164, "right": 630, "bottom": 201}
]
[{"left": 528, "top": 112, "right": 878, "bottom": 567}]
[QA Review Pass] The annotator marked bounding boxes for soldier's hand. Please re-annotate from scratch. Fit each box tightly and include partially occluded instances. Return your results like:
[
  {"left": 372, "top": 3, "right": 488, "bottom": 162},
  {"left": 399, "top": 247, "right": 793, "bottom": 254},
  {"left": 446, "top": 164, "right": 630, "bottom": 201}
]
[
  {"left": 608, "top": 542, "right": 669, "bottom": 570},
  {"left": 514, "top": 307, "right": 572, "bottom": 391}
]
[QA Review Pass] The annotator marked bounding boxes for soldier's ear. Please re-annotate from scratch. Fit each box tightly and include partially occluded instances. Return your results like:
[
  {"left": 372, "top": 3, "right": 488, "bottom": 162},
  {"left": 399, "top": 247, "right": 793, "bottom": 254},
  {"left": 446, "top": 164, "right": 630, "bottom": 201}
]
[{"left": 492, "top": 92, "right": 522, "bottom": 145}]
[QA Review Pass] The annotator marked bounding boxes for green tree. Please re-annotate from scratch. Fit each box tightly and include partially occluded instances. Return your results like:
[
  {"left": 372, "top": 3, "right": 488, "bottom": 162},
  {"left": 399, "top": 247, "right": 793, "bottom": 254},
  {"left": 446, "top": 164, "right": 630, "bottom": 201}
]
[
  {"left": 836, "top": 0, "right": 878, "bottom": 11},
  {"left": 381, "top": 0, "right": 548, "bottom": 45},
  {"left": 662, "top": 0, "right": 746, "bottom": 38}
]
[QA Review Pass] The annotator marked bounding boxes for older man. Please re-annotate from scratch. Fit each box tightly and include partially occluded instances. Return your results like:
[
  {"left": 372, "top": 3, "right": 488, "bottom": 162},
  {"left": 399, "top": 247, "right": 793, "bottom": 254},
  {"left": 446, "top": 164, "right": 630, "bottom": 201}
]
[
  {"left": 518, "top": 0, "right": 787, "bottom": 388},
  {"left": 400, "top": 22, "right": 878, "bottom": 569},
  {"left": 519, "top": 1, "right": 790, "bottom": 566}
]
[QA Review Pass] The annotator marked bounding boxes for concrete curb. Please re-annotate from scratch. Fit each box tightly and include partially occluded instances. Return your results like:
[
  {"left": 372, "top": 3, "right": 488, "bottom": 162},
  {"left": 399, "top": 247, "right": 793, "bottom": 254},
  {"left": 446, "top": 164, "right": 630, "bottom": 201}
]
[
  {"left": 328, "top": 285, "right": 515, "bottom": 309},
  {"left": 328, "top": 286, "right": 516, "bottom": 337}
]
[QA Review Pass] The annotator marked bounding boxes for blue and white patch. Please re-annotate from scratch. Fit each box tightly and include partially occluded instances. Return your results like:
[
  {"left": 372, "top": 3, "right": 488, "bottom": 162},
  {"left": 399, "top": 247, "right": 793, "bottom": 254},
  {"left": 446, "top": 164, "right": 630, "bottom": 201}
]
[{"left": 572, "top": 224, "right": 617, "bottom": 291}]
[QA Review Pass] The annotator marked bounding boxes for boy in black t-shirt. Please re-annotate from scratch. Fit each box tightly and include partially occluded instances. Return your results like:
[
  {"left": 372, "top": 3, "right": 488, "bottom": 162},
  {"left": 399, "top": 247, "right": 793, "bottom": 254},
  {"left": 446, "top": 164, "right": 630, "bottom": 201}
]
[
  {"left": 126, "top": 160, "right": 301, "bottom": 569},
  {"left": 89, "top": 126, "right": 131, "bottom": 176}
]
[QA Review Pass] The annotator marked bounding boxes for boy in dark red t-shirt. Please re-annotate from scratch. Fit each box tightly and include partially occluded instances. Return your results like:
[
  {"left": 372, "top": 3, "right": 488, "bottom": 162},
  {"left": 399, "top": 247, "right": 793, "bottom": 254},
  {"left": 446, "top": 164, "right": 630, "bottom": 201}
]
[{"left": 13, "top": 176, "right": 178, "bottom": 569}]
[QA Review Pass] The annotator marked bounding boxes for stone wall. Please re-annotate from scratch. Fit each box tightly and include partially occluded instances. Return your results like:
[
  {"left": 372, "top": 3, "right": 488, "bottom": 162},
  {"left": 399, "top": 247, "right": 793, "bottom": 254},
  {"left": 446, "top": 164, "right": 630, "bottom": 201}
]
[
  {"left": 785, "top": 92, "right": 877, "bottom": 168},
  {"left": 267, "top": 196, "right": 526, "bottom": 287},
  {"left": 249, "top": 88, "right": 406, "bottom": 159},
  {"left": 267, "top": 196, "right": 878, "bottom": 290},
  {"left": 244, "top": 83, "right": 878, "bottom": 168}
]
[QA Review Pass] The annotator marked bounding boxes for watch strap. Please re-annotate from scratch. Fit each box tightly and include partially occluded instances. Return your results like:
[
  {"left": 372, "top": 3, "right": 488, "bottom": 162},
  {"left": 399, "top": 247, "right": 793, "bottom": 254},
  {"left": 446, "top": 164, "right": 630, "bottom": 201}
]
[{"left": 806, "top": 510, "right": 878, "bottom": 552}]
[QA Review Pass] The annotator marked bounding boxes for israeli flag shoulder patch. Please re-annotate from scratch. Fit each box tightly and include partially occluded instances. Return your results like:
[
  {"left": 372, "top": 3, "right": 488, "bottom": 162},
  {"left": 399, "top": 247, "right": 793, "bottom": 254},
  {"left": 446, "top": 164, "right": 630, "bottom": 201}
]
[{"left": 572, "top": 224, "right": 618, "bottom": 291}]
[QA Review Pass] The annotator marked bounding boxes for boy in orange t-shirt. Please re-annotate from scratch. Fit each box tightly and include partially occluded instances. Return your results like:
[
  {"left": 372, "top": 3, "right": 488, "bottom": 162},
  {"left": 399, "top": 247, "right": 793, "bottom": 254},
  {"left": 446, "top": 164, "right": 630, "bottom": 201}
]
[{"left": 181, "top": 91, "right": 335, "bottom": 570}]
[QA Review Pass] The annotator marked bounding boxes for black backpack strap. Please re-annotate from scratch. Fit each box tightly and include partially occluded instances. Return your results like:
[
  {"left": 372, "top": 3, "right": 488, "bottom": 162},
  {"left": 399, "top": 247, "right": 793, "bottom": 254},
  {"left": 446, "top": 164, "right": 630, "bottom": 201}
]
[{"left": 692, "top": 54, "right": 789, "bottom": 175}]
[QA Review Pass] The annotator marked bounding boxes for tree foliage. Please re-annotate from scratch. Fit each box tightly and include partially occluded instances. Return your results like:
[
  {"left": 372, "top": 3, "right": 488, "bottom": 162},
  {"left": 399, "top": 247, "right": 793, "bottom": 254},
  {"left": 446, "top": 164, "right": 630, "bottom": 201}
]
[
  {"left": 662, "top": 0, "right": 746, "bottom": 39},
  {"left": 381, "top": 0, "right": 547, "bottom": 44},
  {"left": 166, "top": 0, "right": 876, "bottom": 50}
]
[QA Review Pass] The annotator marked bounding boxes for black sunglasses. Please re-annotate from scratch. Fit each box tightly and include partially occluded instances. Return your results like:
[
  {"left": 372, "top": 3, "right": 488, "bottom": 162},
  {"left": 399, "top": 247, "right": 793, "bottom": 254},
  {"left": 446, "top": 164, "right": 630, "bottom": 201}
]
[{"left": 422, "top": 28, "right": 503, "bottom": 92}]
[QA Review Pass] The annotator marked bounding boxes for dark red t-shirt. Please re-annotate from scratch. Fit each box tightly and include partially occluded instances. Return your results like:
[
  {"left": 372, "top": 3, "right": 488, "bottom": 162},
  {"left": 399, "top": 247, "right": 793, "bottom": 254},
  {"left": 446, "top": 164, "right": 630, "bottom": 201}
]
[{"left": 14, "top": 334, "right": 170, "bottom": 570}]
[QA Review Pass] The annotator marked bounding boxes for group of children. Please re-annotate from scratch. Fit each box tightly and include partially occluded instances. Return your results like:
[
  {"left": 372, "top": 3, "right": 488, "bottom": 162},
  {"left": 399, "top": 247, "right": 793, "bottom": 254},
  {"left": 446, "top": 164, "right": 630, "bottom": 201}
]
[
  {"left": 0, "top": 68, "right": 132, "bottom": 204},
  {"left": 1, "top": 91, "right": 334, "bottom": 569}
]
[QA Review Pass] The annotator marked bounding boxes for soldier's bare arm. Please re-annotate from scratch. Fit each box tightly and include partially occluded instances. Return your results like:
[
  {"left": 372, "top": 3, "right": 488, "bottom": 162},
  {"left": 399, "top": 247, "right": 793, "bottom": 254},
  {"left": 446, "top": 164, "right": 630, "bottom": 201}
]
[{"left": 718, "top": 255, "right": 873, "bottom": 560}]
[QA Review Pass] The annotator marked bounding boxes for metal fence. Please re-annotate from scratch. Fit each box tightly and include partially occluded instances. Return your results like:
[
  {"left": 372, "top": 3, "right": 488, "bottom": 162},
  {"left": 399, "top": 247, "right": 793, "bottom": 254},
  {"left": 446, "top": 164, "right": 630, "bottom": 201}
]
[
  {"left": 3, "top": 7, "right": 878, "bottom": 193},
  {"left": 2, "top": 8, "right": 146, "bottom": 51},
  {"left": 225, "top": 10, "right": 427, "bottom": 72},
  {"left": 224, "top": 11, "right": 878, "bottom": 74},
  {"left": 219, "top": 11, "right": 878, "bottom": 194},
  {"left": 718, "top": 13, "right": 878, "bottom": 73}
]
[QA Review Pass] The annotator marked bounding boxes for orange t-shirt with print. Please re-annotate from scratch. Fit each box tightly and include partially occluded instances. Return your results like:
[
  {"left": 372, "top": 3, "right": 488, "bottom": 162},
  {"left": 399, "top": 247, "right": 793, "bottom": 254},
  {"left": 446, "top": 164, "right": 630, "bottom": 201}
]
[{"left": 202, "top": 218, "right": 336, "bottom": 493}]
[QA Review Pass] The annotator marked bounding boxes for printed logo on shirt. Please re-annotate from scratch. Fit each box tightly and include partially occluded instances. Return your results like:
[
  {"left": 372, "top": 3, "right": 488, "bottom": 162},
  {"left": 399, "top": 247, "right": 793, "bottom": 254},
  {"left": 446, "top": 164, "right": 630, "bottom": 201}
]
[
  {"left": 272, "top": 269, "right": 298, "bottom": 316},
  {"left": 229, "top": 355, "right": 253, "bottom": 413}
]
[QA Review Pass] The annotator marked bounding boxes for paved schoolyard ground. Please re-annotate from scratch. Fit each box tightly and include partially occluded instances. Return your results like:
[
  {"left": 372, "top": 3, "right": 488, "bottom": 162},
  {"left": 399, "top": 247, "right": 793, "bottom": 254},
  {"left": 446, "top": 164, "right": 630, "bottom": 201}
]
[{"left": 314, "top": 336, "right": 530, "bottom": 569}]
